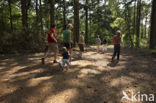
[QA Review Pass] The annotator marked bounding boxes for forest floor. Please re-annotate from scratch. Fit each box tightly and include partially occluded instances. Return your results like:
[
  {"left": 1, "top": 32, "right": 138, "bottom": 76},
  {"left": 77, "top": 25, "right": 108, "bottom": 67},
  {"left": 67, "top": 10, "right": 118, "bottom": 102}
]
[{"left": 0, "top": 46, "right": 156, "bottom": 103}]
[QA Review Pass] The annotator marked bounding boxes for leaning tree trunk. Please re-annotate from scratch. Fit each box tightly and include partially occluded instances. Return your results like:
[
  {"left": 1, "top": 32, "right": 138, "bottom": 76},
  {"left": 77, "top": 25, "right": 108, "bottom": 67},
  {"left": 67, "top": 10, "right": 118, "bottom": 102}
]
[
  {"left": 149, "top": 0, "right": 156, "bottom": 49},
  {"left": 74, "top": 0, "right": 80, "bottom": 44},
  {"left": 49, "top": 0, "right": 55, "bottom": 28},
  {"left": 8, "top": 0, "right": 13, "bottom": 31},
  {"left": 136, "top": 0, "right": 141, "bottom": 48},
  {"left": 85, "top": 0, "right": 88, "bottom": 44}
]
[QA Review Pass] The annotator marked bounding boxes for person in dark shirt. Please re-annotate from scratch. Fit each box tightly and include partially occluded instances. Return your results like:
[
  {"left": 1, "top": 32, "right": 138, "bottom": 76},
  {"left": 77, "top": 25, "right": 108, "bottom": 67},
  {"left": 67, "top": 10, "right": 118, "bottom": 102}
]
[
  {"left": 59, "top": 47, "right": 71, "bottom": 70},
  {"left": 103, "top": 37, "right": 108, "bottom": 52}
]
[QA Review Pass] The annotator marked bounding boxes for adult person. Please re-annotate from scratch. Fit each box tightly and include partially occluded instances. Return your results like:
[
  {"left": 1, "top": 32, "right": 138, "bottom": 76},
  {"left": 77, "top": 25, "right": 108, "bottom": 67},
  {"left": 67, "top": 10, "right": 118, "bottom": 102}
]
[
  {"left": 63, "top": 24, "right": 73, "bottom": 61},
  {"left": 78, "top": 31, "right": 86, "bottom": 59},
  {"left": 41, "top": 24, "right": 58, "bottom": 64},
  {"left": 112, "top": 30, "right": 122, "bottom": 63},
  {"left": 96, "top": 35, "right": 101, "bottom": 52}
]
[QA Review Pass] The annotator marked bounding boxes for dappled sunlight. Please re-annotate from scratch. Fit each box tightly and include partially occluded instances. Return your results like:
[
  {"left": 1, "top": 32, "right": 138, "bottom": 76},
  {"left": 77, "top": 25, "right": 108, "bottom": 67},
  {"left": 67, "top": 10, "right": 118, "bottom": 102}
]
[
  {"left": 26, "top": 76, "right": 52, "bottom": 87},
  {"left": 44, "top": 88, "right": 78, "bottom": 103},
  {"left": 0, "top": 46, "right": 156, "bottom": 103}
]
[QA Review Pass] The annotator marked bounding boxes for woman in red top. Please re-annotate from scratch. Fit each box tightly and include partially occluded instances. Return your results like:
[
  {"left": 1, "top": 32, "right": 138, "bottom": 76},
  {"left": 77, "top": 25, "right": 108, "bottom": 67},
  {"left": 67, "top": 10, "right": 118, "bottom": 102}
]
[{"left": 112, "top": 30, "right": 122, "bottom": 63}]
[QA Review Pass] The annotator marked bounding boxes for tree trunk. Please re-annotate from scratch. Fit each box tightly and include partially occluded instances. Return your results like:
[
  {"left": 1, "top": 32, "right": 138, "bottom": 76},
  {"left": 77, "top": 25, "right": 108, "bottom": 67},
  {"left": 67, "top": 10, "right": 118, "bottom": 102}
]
[
  {"left": 150, "top": 0, "right": 156, "bottom": 49},
  {"left": 63, "top": 0, "right": 66, "bottom": 30},
  {"left": 8, "top": 0, "right": 13, "bottom": 31},
  {"left": 49, "top": 0, "right": 55, "bottom": 28},
  {"left": 39, "top": 0, "right": 43, "bottom": 34},
  {"left": 21, "top": 0, "right": 30, "bottom": 32},
  {"left": 144, "top": 15, "right": 147, "bottom": 38},
  {"left": 74, "top": 0, "right": 80, "bottom": 44},
  {"left": 85, "top": 0, "right": 88, "bottom": 44},
  {"left": 136, "top": 0, "right": 141, "bottom": 47},
  {"left": 133, "top": 0, "right": 136, "bottom": 36},
  {"left": 36, "top": 0, "right": 39, "bottom": 24}
]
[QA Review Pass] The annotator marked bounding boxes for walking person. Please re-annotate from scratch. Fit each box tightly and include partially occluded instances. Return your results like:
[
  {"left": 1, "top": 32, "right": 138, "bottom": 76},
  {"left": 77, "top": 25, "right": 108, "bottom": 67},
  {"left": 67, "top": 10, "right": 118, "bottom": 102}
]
[
  {"left": 41, "top": 24, "right": 58, "bottom": 64},
  {"left": 78, "top": 31, "right": 86, "bottom": 59},
  {"left": 111, "top": 30, "right": 122, "bottom": 63},
  {"left": 63, "top": 24, "right": 73, "bottom": 61},
  {"left": 96, "top": 35, "right": 101, "bottom": 52},
  {"left": 59, "top": 47, "right": 71, "bottom": 70},
  {"left": 103, "top": 37, "right": 108, "bottom": 52}
]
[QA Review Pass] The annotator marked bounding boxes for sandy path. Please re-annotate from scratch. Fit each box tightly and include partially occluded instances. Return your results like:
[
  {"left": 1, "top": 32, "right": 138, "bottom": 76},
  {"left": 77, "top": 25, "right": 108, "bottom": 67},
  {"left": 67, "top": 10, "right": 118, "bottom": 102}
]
[{"left": 0, "top": 46, "right": 156, "bottom": 103}]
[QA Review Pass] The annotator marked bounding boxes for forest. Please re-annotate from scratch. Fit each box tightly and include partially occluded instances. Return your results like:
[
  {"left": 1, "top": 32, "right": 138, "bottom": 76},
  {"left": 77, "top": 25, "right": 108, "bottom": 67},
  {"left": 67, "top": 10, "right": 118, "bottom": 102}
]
[
  {"left": 0, "top": 0, "right": 156, "bottom": 103},
  {"left": 0, "top": 0, "right": 156, "bottom": 53}
]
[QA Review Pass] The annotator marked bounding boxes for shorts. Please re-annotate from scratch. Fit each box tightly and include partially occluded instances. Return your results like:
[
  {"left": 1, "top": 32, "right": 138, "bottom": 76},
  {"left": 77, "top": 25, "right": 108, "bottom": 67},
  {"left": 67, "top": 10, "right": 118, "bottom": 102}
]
[
  {"left": 78, "top": 44, "right": 84, "bottom": 52},
  {"left": 64, "top": 43, "right": 73, "bottom": 49},
  {"left": 48, "top": 43, "right": 58, "bottom": 52}
]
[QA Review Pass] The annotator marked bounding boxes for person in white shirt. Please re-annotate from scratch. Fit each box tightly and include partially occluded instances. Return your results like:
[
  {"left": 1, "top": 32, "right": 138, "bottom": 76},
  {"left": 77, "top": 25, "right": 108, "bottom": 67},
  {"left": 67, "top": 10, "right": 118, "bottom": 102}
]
[
  {"left": 78, "top": 31, "right": 86, "bottom": 59},
  {"left": 96, "top": 35, "right": 101, "bottom": 52}
]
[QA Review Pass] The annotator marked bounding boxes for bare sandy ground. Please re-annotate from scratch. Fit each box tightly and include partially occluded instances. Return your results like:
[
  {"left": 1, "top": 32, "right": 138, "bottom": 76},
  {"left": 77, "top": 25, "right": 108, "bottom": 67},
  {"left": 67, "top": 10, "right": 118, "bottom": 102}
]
[{"left": 0, "top": 46, "right": 156, "bottom": 103}]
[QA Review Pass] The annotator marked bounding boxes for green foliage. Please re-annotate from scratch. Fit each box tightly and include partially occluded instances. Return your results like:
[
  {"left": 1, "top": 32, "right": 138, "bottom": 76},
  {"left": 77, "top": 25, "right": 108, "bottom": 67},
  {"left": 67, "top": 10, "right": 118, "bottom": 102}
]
[{"left": 0, "top": 0, "right": 152, "bottom": 53}]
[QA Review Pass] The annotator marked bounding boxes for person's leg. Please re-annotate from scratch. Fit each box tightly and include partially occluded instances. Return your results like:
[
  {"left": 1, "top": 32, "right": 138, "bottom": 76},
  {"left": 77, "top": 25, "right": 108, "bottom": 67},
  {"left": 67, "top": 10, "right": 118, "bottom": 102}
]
[
  {"left": 112, "top": 51, "right": 116, "bottom": 61},
  {"left": 65, "top": 59, "right": 71, "bottom": 69},
  {"left": 53, "top": 44, "right": 58, "bottom": 63},
  {"left": 42, "top": 44, "right": 51, "bottom": 64},
  {"left": 69, "top": 48, "right": 72, "bottom": 61},
  {"left": 117, "top": 49, "right": 120, "bottom": 62},
  {"left": 112, "top": 45, "right": 117, "bottom": 62},
  {"left": 106, "top": 44, "right": 107, "bottom": 51}
]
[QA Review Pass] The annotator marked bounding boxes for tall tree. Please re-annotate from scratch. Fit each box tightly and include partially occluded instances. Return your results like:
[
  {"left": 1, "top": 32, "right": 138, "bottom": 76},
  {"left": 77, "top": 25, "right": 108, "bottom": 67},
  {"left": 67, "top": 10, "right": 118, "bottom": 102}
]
[
  {"left": 8, "top": 0, "right": 13, "bottom": 31},
  {"left": 136, "top": 0, "right": 141, "bottom": 47},
  {"left": 21, "top": 0, "right": 31, "bottom": 31},
  {"left": 85, "top": 0, "right": 88, "bottom": 44},
  {"left": 74, "top": 0, "right": 80, "bottom": 44},
  {"left": 63, "top": 0, "right": 66, "bottom": 30},
  {"left": 133, "top": 0, "right": 136, "bottom": 38},
  {"left": 149, "top": 0, "right": 156, "bottom": 49},
  {"left": 39, "top": 0, "right": 43, "bottom": 33},
  {"left": 49, "top": 0, "right": 55, "bottom": 28},
  {"left": 36, "top": 0, "right": 39, "bottom": 24}
]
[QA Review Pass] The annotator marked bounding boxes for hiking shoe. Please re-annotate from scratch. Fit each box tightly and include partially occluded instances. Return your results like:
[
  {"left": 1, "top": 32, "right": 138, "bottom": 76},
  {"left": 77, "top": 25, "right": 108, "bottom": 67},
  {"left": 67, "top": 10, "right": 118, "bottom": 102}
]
[
  {"left": 53, "top": 60, "right": 58, "bottom": 63},
  {"left": 111, "top": 59, "right": 114, "bottom": 63},
  {"left": 116, "top": 60, "right": 119, "bottom": 64},
  {"left": 41, "top": 58, "right": 45, "bottom": 64}
]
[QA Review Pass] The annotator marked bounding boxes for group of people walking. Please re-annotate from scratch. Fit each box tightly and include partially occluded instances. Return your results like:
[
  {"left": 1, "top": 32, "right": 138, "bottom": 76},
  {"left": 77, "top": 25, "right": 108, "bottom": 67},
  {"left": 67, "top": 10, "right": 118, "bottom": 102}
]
[{"left": 41, "top": 23, "right": 122, "bottom": 70}]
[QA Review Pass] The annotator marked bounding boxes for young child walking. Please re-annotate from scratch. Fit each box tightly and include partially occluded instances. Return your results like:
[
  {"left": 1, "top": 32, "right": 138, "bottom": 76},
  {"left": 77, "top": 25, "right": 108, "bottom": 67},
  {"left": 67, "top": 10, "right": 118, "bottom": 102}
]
[
  {"left": 112, "top": 30, "right": 122, "bottom": 63},
  {"left": 59, "top": 47, "right": 71, "bottom": 70}
]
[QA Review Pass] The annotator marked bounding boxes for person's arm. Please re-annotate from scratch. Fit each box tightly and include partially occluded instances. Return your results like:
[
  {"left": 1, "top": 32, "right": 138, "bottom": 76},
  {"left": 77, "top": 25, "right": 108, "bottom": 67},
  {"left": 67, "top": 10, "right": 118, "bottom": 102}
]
[{"left": 50, "top": 32, "right": 57, "bottom": 43}]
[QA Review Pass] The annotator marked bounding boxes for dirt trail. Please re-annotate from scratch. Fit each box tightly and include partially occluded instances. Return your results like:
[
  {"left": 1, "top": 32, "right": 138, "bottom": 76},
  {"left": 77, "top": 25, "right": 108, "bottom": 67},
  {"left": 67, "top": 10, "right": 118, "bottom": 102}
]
[{"left": 0, "top": 46, "right": 156, "bottom": 103}]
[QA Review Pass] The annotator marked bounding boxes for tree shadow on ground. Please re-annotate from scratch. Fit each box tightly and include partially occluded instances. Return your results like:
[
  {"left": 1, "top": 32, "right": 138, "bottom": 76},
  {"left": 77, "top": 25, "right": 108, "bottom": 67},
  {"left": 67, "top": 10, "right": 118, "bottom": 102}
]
[{"left": 0, "top": 47, "right": 156, "bottom": 103}]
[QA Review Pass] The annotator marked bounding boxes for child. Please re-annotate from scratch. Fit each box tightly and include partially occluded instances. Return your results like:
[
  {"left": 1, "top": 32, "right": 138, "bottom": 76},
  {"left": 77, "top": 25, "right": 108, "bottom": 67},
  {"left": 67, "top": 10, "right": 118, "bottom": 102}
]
[
  {"left": 59, "top": 47, "right": 71, "bottom": 70},
  {"left": 103, "top": 37, "right": 107, "bottom": 52},
  {"left": 112, "top": 30, "right": 122, "bottom": 63},
  {"left": 96, "top": 35, "right": 101, "bottom": 52}
]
